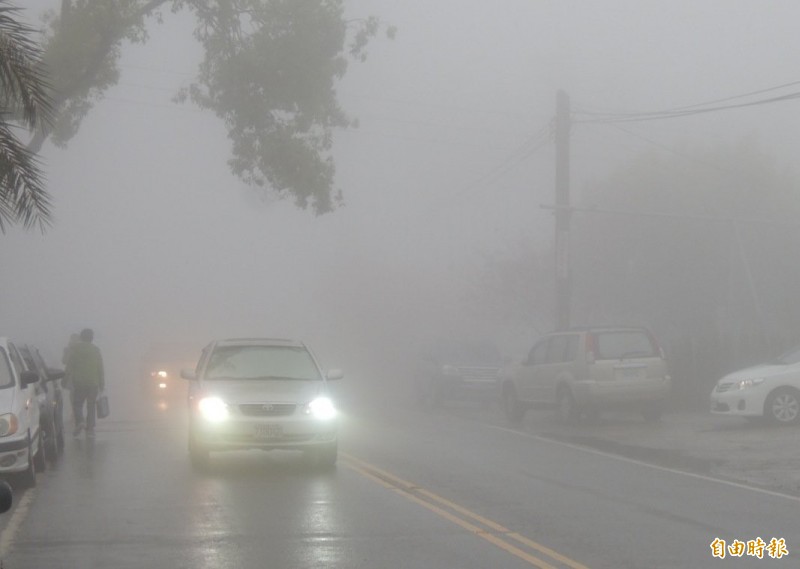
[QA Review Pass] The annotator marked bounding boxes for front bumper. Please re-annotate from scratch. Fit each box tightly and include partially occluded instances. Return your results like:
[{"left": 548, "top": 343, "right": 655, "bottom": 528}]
[
  {"left": 0, "top": 436, "right": 31, "bottom": 473},
  {"left": 710, "top": 387, "right": 766, "bottom": 417},
  {"left": 192, "top": 415, "right": 337, "bottom": 452}
]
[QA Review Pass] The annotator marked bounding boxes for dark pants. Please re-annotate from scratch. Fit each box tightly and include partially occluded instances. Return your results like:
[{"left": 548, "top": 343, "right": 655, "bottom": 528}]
[{"left": 72, "top": 385, "right": 99, "bottom": 430}]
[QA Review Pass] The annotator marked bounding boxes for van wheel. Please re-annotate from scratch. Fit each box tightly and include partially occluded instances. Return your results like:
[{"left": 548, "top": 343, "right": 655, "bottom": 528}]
[
  {"left": 502, "top": 385, "right": 525, "bottom": 426},
  {"left": 33, "top": 430, "right": 46, "bottom": 472},
  {"left": 19, "top": 435, "right": 36, "bottom": 488},
  {"left": 765, "top": 388, "right": 800, "bottom": 425},
  {"left": 43, "top": 418, "right": 58, "bottom": 462},
  {"left": 556, "top": 388, "right": 579, "bottom": 424}
]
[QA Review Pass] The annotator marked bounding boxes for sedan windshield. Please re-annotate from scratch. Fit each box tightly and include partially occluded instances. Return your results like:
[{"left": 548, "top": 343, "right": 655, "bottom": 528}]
[
  {"left": 0, "top": 350, "right": 14, "bottom": 389},
  {"left": 771, "top": 347, "right": 800, "bottom": 365},
  {"left": 204, "top": 345, "right": 321, "bottom": 381}
]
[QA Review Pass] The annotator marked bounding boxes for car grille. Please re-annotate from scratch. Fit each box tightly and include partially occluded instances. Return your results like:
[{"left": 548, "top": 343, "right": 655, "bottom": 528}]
[
  {"left": 715, "top": 382, "right": 734, "bottom": 393},
  {"left": 239, "top": 403, "right": 296, "bottom": 417},
  {"left": 222, "top": 433, "right": 315, "bottom": 444}
]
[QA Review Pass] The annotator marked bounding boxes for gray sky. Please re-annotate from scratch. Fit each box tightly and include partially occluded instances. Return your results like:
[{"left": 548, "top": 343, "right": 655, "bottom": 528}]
[{"left": 5, "top": 1, "right": 800, "bottom": 383}]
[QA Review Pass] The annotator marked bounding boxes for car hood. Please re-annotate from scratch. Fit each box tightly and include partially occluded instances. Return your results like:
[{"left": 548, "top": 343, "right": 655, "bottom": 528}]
[
  {"left": 0, "top": 388, "right": 14, "bottom": 413},
  {"left": 719, "top": 363, "right": 795, "bottom": 383},
  {"left": 200, "top": 379, "right": 325, "bottom": 404}
]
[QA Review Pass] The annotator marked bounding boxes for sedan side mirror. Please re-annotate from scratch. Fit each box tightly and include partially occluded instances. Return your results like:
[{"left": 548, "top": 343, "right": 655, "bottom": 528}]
[
  {"left": 326, "top": 369, "right": 343, "bottom": 380},
  {"left": 20, "top": 370, "right": 39, "bottom": 387},
  {"left": 47, "top": 368, "right": 65, "bottom": 382},
  {"left": 180, "top": 368, "right": 197, "bottom": 380}
]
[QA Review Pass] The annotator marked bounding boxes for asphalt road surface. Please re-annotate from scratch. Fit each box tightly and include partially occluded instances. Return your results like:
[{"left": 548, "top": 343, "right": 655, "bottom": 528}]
[{"left": 0, "top": 391, "right": 796, "bottom": 568}]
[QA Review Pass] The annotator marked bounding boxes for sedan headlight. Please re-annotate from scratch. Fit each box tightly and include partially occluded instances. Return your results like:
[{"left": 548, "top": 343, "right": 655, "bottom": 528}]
[
  {"left": 306, "top": 397, "right": 337, "bottom": 420},
  {"left": 197, "top": 397, "right": 229, "bottom": 422},
  {"left": 736, "top": 378, "right": 765, "bottom": 390},
  {"left": 0, "top": 414, "right": 19, "bottom": 437}
]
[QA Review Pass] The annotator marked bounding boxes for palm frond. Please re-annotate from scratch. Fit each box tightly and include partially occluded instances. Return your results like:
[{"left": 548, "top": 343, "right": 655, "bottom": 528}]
[
  {"left": 0, "top": 1, "right": 52, "bottom": 232},
  {"left": 0, "top": 4, "right": 53, "bottom": 129},
  {"left": 0, "top": 114, "right": 51, "bottom": 230}
]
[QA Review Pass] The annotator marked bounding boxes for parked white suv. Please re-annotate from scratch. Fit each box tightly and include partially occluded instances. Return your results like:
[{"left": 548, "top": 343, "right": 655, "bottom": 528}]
[
  {"left": 0, "top": 337, "right": 43, "bottom": 486},
  {"left": 182, "top": 338, "right": 342, "bottom": 470},
  {"left": 500, "top": 327, "right": 671, "bottom": 424}
]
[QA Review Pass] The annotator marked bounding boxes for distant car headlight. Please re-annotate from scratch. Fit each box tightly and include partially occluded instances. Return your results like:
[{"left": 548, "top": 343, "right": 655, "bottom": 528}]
[
  {"left": 197, "top": 397, "right": 229, "bottom": 422},
  {"left": 157, "top": 370, "right": 168, "bottom": 378},
  {"left": 442, "top": 364, "right": 460, "bottom": 376},
  {"left": 306, "top": 397, "right": 337, "bottom": 420},
  {"left": 0, "top": 414, "right": 19, "bottom": 437},
  {"left": 736, "top": 378, "right": 765, "bottom": 390}
]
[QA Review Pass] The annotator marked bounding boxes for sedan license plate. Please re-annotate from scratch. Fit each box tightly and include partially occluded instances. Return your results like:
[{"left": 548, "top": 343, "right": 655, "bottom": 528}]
[{"left": 254, "top": 424, "right": 283, "bottom": 439}]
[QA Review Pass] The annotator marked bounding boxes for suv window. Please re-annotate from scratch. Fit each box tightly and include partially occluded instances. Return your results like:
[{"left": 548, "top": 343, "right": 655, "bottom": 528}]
[
  {"left": 595, "top": 331, "right": 656, "bottom": 360},
  {"left": 527, "top": 341, "right": 548, "bottom": 366},
  {"left": 0, "top": 350, "right": 13, "bottom": 389},
  {"left": 564, "top": 335, "right": 579, "bottom": 363},
  {"left": 205, "top": 345, "right": 321, "bottom": 381},
  {"left": 546, "top": 335, "right": 568, "bottom": 364}
]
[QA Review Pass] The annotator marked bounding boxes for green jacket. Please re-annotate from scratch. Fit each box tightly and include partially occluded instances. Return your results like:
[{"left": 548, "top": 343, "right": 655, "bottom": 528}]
[{"left": 66, "top": 341, "right": 104, "bottom": 390}]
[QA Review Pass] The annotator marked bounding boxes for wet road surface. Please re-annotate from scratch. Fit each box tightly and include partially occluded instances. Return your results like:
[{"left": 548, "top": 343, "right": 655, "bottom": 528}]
[{"left": 0, "top": 392, "right": 797, "bottom": 568}]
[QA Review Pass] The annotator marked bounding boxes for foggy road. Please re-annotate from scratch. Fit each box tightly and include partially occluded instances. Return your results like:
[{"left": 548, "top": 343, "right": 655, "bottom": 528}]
[{"left": 0, "top": 391, "right": 796, "bottom": 569}]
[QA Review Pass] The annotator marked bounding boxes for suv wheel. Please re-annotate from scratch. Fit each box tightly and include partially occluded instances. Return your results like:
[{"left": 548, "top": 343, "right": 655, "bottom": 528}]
[
  {"left": 765, "top": 388, "right": 800, "bottom": 425},
  {"left": 502, "top": 385, "right": 525, "bottom": 426},
  {"left": 556, "top": 388, "right": 579, "bottom": 424}
]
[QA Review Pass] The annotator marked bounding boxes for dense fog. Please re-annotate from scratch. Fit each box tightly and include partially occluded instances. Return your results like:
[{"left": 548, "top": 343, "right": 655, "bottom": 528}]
[{"left": 5, "top": 0, "right": 800, "bottom": 414}]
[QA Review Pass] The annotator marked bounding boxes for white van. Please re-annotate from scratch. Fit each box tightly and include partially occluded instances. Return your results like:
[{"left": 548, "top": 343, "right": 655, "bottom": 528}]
[{"left": 0, "top": 337, "right": 43, "bottom": 487}]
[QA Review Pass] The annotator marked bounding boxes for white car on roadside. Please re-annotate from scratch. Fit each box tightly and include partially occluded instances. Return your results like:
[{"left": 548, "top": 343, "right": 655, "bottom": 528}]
[
  {"left": 0, "top": 337, "right": 44, "bottom": 486},
  {"left": 710, "top": 346, "right": 800, "bottom": 425}
]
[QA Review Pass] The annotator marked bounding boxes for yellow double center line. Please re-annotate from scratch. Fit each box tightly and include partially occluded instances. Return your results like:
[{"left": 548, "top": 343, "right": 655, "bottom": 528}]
[{"left": 342, "top": 453, "right": 590, "bottom": 569}]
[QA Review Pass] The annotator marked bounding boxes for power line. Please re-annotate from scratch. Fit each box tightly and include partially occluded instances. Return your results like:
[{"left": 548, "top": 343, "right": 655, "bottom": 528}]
[
  {"left": 574, "top": 81, "right": 800, "bottom": 124},
  {"left": 418, "top": 120, "right": 555, "bottom": 220}
]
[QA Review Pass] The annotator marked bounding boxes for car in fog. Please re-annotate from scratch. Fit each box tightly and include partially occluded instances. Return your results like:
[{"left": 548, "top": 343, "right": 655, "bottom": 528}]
[
  {"left": 499, "top": 327, "right": 671, "bottom": 424},
  {"left": 19, "top": 345, "right": 65, "bottom": 461},
  {"left": 711, "top": 345, "right": 800, "bottom": 425},
  {"left": 0, "top": 338, "right": 44, "bottom": 487},
  {"left": 140, "top": 342, "right": 197, "bottom": 400},
  {"left": 181, "top": 338, "right": 342, "bottom": 470},
  {"left": 414, "top": 339, "right": 503, "bottom": 408}
]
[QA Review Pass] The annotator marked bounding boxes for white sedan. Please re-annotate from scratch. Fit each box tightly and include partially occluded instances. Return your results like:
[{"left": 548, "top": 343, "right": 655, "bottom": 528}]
[{"left": 710, "top": 347, "right": 800, "bottom": 425}]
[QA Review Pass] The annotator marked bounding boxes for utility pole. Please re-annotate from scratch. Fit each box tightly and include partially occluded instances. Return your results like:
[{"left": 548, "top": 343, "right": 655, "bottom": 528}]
[{"left": 554, "top": 90, "right": 571, "bottom": 330}]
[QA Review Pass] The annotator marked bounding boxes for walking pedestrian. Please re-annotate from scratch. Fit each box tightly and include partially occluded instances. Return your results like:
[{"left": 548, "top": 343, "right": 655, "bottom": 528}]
[
  {"left": 66, "top": 328, "right": 104, "bottom": 438},
  {"left": 61, "top": 332, "right": 79, "bottom": 390}
]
